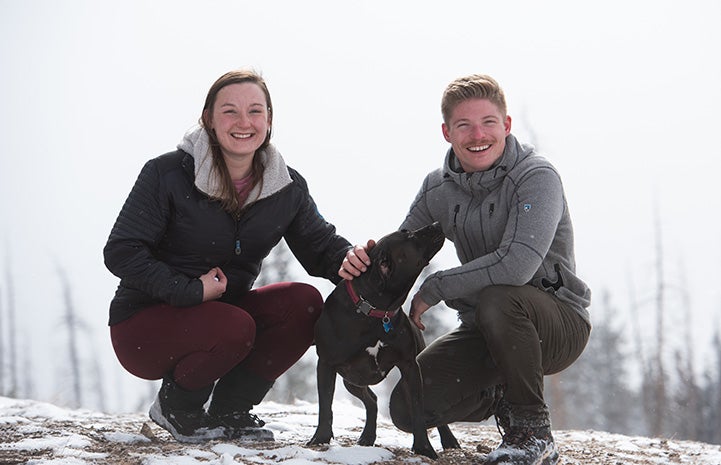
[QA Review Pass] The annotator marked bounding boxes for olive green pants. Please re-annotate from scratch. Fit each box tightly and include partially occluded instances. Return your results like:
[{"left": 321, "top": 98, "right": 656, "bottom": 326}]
[{"left": 390, "top": 285, "right": 590, "bottom": 430}]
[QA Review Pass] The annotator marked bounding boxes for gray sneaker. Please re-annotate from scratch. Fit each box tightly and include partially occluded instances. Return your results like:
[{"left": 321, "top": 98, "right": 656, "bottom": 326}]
[{"left": 149, "top": 394, "right": 225, "bottom": 443}]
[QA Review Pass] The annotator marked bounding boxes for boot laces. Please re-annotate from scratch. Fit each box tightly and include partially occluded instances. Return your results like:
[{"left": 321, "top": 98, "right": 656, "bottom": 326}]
[
  {"left": 242, "top": 412, "right": 265, "bottom": 427},
  {"left": 219, "top": 411, "right": 266, "bottom": 428},
  {"left": 502, "top": 426, "right": 537, "bottom": 447}
]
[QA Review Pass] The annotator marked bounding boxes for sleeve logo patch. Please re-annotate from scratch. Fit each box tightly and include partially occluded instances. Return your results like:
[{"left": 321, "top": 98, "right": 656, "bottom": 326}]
[{"left": 523, "top": 203, "right": 532, "bottom": 212}]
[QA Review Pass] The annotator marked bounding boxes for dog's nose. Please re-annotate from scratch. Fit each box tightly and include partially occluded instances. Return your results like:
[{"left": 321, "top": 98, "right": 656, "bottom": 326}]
[{"left": 422, "top": 222, "right": 442, "bottom": 235}]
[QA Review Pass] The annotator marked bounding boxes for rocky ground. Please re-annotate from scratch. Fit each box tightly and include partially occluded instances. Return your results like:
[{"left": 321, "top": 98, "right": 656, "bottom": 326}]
[{"left": 1, "top": 397, "right": 720, "bottom": 464}]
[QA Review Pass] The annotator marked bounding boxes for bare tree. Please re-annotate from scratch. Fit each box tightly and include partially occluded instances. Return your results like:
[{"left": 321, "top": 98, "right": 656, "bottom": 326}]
[
  {"left": 709, "top": 330, "right": 721, "bottom": 444},
  {"left": 20, "top": 336, "right": 35, "bottom": 401},
  {"left": 670, "top": 264, "right": 702, "bottom": 441},
  {"left": 628, "top": 261, "right": 664, "bottom": 438},
  {"left": 0, "top": 283, "right": 4, "bottom": 395},
  {"left": 646, "top": 203, "right": 669, "bottom": 436},
  {"left": 56, "top": 263, "right": 83, "bottom": 408},
  {"left": 715, "top": 331, "right": 721, "bottom": 444},
  {"left": 90, "top": 349, "right": 108, "bottom": 412},
  {"left": 673, "top": 348, "right": 702, "bottom": 440},
  {"left": 4, "top": 251, "right": 18, "bottom": 398}
]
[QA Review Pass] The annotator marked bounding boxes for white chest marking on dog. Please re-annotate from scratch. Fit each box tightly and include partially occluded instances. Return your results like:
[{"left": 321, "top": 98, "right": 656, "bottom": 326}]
[
  {"left": 366, "top": 340, "right": 385, "bottom": 358},
  {"left": 366, "top": 340, "right": 386, "bottom": 375}
]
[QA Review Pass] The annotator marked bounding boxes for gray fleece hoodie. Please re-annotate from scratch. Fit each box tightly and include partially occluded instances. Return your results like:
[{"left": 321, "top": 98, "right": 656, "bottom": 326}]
[{"left": 401, "top": 134, "right": 591, "bottom": 325}]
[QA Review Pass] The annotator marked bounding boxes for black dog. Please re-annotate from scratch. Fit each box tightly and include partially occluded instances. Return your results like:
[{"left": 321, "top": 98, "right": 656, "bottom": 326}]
[{"left": 307, "top": 222, "right": 459, "bottom": 459}]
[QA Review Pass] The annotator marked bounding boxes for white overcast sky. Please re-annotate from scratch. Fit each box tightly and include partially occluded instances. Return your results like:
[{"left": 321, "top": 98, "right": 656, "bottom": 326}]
[{"left": 1, "top": 0, "right": 720, "bottom": 408}]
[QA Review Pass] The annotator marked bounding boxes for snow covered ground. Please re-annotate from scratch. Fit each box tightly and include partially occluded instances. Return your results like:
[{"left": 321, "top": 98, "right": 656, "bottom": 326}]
[{"left": 1, "top": 396, "right": 720, "bottom": 464}]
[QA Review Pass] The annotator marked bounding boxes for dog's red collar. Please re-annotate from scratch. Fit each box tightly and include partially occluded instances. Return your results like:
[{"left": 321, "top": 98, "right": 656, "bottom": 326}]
[{"left": 344, "top": 280, "right": 399, "bottom": 320}]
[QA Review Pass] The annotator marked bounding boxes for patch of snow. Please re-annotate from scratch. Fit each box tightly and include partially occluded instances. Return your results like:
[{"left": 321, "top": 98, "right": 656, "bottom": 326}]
[
  {"left": 2, "top": 396, "right": 721, "bottom": 465},
  {"left": 103, "top": 431, "right": 151, "bottom": 444}
]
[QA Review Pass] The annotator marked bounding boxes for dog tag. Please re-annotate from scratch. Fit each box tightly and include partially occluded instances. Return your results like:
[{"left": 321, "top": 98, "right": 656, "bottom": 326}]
[{"left": 382, "top": 315, "right": 393, "bottom": 333}]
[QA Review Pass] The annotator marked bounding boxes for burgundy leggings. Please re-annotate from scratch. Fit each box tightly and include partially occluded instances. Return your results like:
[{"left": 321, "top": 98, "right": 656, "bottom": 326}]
[{"left": 110, "top": 282, "right": 322, "bottom": 391}]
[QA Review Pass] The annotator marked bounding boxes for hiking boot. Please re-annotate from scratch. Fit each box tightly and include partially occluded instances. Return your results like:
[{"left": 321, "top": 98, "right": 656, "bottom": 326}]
[
  {"left": 485, "top": 425, "right": 559, "bottom": 465},
  {"left": 209, "top": 410, "right": 275, "bottom": 441},
  {"left": 487, "top": 402, "right": 558, "bottom": 465},
  {"left": 494, "top": 396, "right": 511, "bottom": 434},
  {"left": 208, "top": 367, "right": 276, "bottom": 441},
  {"left": 149, "top": 377, "right": 224, "bottom": 443}
]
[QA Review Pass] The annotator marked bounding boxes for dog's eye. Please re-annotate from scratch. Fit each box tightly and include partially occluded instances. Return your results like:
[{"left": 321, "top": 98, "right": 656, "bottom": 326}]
[{"left": 380, "top": 258, "right": 392, "bottom": 276}]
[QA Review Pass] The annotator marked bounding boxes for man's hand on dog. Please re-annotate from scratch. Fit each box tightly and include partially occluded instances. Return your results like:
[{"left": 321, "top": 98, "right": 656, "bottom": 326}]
[
  {"left": 409, "top": 293, "right": 431, "bottom": 330},
  {"left": 339, "top": 240, "right": 376, "bottom": 279}
]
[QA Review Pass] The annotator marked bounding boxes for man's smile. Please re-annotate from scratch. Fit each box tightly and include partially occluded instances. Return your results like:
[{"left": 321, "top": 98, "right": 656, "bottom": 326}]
[{"left": 467, "top": 144, "right": 491, "bottom": 152}]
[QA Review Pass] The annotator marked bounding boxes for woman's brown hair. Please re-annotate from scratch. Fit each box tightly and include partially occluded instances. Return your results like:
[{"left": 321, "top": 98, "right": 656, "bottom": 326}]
[{"left": 200, "top": 69, "right": 273, "bottom": 215}]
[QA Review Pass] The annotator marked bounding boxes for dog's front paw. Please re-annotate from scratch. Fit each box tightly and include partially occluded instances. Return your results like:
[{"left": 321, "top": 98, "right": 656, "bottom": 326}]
[
  {"left": 357, "top": 431, "right": 376, "bottom": 446},
  {"left": 413, "top": 442, "right": 439, "bottom": 460},
  {"left": 307, "top": 430, "right": 333, "bottom": 446}
]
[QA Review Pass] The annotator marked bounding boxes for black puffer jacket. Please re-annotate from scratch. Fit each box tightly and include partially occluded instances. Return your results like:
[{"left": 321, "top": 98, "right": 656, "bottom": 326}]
[{"left": 104, "top": 139, "right": 350, "bottom": 325}]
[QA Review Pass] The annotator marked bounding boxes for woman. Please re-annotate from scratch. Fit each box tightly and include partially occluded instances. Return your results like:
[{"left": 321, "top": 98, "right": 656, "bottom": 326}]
[{"left": 104, "top": 70, "right": 351, "bottom": 443}]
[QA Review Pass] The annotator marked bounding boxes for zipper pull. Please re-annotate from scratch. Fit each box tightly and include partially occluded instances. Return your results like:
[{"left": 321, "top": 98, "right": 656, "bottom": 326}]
[
  {"left": 235, "top": 239, "right": 241, "bottom": 255},
  {"left": 489, "top": 203, "right": 495, "bottom": 216},
  {"left": 453, "top": 204, "right": 460, "bottom": 228}
]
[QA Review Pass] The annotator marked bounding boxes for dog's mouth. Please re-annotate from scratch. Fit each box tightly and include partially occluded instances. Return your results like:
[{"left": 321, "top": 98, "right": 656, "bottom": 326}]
[{"left": 412, "top": 222, "right": 444, "bottom": 258}]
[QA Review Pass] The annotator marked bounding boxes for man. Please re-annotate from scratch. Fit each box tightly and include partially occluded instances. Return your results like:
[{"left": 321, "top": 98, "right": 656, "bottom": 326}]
[{"left": 340, "top": 74, "right": 591, "bottom": 465}]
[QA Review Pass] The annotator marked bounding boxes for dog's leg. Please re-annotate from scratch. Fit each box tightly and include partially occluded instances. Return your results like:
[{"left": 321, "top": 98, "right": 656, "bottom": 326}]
[
  {"left": 398, "top": 360, "right": 438, "bottom": 459},
  {"left": 408, "top": 320, "right": 460, "bottom": 450},
  {"left": 437, "top": 424, "right": 460, "bottom": 449},
  {"left": 307, "top": 358, "right": 337, "bottom": 445},
  {"left": 342, "top": 380, "right": 378, "bottom": 446}
]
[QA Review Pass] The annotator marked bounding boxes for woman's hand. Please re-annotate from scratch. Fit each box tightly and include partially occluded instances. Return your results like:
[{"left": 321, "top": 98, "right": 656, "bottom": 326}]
[
  {"left": 200, "top": 267, "right": 228, "bottom": 302},
  {"left": 338, "top": 239, "right": 376, "bottom": 280}
]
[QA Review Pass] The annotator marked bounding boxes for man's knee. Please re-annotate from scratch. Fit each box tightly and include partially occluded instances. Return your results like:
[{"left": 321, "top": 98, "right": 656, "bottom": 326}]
[{"left": 474, "top": 285, "right": 525, "bottom": 329}]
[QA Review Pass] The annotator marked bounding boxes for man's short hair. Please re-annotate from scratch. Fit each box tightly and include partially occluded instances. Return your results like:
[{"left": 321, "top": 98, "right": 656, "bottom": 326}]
[{"left": 441, "top": 74, "right": 507, "bottom": 124}]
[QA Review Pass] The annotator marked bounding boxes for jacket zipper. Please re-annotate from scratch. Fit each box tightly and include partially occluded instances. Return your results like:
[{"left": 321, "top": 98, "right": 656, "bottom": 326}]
[
  {"left": 234, "top": 214, "right": 242, "bottom": 255},
  {"left": 453, "top": 203, "right": 473, "bottom": 260}
]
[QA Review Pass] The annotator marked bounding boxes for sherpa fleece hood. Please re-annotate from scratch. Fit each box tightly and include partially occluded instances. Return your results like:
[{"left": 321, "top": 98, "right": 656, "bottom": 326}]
[{"left": 177, "top": 125, "right": 293, "bottom": 207}]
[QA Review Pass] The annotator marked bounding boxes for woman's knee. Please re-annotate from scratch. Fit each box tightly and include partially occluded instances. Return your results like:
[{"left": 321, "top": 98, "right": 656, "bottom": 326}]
[
  {"left": 288, "top": 282, "right": 323, "bottom": 322},
  {"left": 212, "top": 305, "right": 257, "bottom": 350},
  {"left": 255, "top": 281, "right": 323, "bottom": 325}
]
